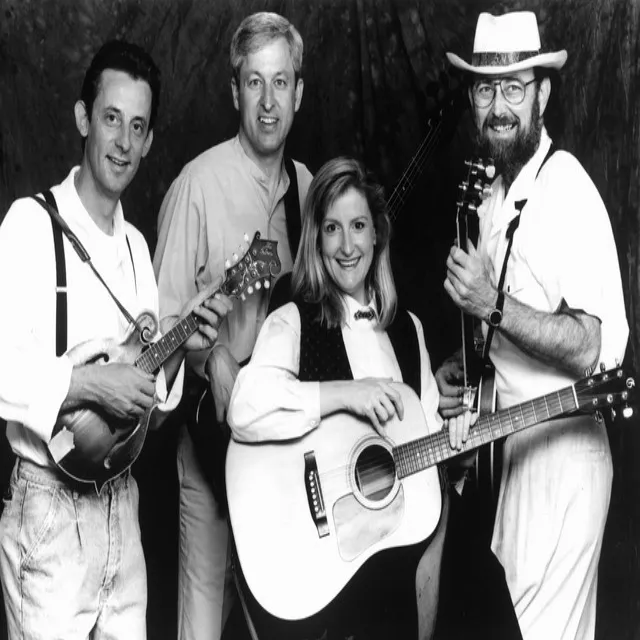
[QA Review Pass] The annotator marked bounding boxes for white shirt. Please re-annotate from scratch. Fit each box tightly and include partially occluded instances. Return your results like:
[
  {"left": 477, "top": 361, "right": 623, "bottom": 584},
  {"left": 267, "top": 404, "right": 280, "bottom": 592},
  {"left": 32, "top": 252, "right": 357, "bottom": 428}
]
[
  {"left": 478, "top": 128, "right": 628, "bottom": 408},
  {"left": 228, "top": 296, "right": 443, "bottom": 442},
  {"left": 0, "top": 167, "right": 183, "bottom": 466}
]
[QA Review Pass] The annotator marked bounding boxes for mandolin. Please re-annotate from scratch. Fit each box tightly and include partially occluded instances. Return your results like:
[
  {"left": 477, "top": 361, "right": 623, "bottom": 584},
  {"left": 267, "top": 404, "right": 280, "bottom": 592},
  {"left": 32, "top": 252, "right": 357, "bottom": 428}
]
[{"left": 47, "top": 231, "right": 281, "bottom": 492}]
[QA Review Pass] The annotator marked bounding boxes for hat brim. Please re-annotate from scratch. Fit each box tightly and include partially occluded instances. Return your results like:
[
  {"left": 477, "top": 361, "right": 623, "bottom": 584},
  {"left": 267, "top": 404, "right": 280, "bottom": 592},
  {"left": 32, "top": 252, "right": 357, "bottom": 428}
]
[{"left": 446, "top": 50, "right": 567, "bottom": 75}]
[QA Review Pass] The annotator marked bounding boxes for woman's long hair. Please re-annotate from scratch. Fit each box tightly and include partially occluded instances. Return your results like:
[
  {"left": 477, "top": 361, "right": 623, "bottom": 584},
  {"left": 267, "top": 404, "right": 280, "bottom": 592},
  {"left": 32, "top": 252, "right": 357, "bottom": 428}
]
[{"left": 291, "top": 156, "right": 397, "bottom": 329}]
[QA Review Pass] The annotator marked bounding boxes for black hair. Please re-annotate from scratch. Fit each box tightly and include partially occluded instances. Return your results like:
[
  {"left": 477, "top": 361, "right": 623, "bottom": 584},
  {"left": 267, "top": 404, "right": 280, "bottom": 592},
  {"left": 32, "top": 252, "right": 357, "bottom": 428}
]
[{"left": 80, "top": 40, "right": 161, "bottom": 132}]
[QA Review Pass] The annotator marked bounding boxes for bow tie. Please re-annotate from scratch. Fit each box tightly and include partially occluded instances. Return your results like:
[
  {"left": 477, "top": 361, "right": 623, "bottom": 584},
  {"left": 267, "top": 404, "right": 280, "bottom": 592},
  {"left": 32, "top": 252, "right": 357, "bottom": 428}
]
[{"left": 354, "top": 308, "right": 375, "bottom": 321}]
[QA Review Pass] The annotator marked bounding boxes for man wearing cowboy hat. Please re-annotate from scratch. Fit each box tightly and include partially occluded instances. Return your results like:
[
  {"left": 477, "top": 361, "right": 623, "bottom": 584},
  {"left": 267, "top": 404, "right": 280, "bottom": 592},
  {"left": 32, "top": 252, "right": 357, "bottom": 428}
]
[{"left": 437, "top": 11, "right": 628, "bottom": 640}]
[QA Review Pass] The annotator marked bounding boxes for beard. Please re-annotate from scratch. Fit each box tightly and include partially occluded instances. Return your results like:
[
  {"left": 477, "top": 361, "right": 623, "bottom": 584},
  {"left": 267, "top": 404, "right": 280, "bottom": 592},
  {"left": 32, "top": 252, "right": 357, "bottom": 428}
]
[{"left": 475, "top": 98, "right": 543, "bottom": 189}]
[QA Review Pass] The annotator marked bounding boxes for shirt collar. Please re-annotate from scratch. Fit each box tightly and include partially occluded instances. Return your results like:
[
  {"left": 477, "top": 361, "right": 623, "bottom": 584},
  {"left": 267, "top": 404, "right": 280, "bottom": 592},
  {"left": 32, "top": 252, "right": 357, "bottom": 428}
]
[
  {"left": 480, "top": 127, "right": 553, "bottom": 230},
  {"left": 231, "top": 135, "right": 291, "bottom": 195},
  {"left": 342, "top": 294, "right": 379, "bottom": 329},
  {"left": 58, "top": 166, "right": 129, "bottom": 263}
]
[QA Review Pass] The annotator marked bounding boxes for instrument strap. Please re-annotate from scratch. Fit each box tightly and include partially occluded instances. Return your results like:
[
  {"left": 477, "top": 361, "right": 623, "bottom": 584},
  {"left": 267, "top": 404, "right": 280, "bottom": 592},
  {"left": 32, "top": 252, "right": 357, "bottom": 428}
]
[
  {"left": 482, "top": 143, "right": 556, "bottom": 362},
  {"left": 31, "top": 194, "right": 139, "bottom": 330},
  {"left": 283, "top": 156, "right": 301, "bottom": 261},
  {"left": 43, "top": 190, "right": 68, "bottom": 356}
]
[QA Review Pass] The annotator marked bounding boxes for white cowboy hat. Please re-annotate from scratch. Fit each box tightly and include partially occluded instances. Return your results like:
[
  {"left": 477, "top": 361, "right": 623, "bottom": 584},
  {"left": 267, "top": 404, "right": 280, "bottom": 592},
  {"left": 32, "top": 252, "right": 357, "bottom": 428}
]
[{"left": 446, "top": 11, "right": 567, "bottom": 75}]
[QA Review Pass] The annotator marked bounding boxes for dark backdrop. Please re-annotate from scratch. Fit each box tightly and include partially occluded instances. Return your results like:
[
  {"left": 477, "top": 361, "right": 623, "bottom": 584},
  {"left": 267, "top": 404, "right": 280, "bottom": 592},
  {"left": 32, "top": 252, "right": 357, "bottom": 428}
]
[{"left": 1, "top": 0, "right": 639, "bottom": 638}]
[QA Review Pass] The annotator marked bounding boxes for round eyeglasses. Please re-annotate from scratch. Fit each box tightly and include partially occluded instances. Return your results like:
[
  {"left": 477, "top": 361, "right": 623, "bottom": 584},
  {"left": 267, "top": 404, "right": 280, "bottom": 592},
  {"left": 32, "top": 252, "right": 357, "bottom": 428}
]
[{"left": 472, "top": 78, "right": 537, "bottom": 108}]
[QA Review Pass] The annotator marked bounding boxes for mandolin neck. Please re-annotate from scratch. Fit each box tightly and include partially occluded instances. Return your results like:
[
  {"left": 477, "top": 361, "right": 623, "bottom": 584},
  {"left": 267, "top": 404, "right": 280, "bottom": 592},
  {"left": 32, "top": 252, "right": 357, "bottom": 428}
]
[{"left": 134, "top": 312, "right": 200, "bottom": 374}]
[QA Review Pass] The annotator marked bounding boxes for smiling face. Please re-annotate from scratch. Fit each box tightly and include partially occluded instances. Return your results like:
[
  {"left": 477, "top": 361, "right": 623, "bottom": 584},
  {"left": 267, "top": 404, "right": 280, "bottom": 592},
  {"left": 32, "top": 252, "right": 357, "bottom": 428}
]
[
  {"left": 320, "top": 187, "right": 376, "bottom": 305},
  {"left": 75, "top": 68, "right": 153, "bottom": 204},
  {"left": 232, "top": 37, "right": 303, "bottom": 166},
  {"left": 471, "top": 69, "right": 550, "bottom": 184}
]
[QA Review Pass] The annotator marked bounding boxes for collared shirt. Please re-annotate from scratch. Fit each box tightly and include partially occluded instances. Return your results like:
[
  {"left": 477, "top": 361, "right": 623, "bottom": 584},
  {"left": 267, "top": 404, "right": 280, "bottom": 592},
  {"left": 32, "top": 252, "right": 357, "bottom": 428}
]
[
  {"left": 477, "top": 128, "right": 628, "bottom": 409},
  {"left": 153, "top": 136, "right": 313, "bottom": 373},
  {"left": 228, "top": 295, "right": 443, "bottom": 442},
  {"left": 0, "top": 167, "right": 182, "bottom": 466}
]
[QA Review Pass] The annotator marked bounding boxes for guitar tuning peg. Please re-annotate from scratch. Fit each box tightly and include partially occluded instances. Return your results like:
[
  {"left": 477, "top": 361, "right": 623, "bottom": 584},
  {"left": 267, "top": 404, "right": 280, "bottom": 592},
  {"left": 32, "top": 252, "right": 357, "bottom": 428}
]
[
  {"left": 225, "top": 259, "right": 231, "bottom": 269},
  {"left": 244, "top": 233, "right": 249, "bottom": 243},
  {"left": 255, "top": 281, "right": 262, "bottom": 290},
  {"left": 610, "top": 407, "right": 617, "bottom": 421},
  {"left": 623, "top": 404, "right": 634, "bottom": 419},
  {"left": 247, "top": 285, "right": 254, "bottom": 295},
  {"left": 232, "top": 253, "right": 239, "bottom": 263},
  {"left": 600, "top": 362, "right": 606, "bottom": 372},
  {"left": 484, "top": 164, "right": 496, "bottom": 180},
  {"left": 264, "top": 279, "right": 270, "bottom": 289},
  {"left": 240, "top": 293, "right": 246, "bottom": 301}
]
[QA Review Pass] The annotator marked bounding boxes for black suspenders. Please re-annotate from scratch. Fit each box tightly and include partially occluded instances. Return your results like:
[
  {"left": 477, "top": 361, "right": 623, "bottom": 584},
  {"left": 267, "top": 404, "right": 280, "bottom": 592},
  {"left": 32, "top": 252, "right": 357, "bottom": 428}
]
[
  {"left": 43, "top": 190, "right": 68, "bottom": 357},
  {"left": 33, "top": 190, "right": 138, "bottom": 358}
]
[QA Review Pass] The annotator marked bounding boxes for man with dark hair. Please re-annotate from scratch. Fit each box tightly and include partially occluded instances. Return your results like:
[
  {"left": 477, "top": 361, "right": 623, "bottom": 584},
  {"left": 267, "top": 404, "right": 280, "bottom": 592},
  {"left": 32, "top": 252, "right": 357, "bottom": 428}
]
[
  {"left": 0, "top": 40, "right": 230, "bottom": 639},
  {"left": 438, "top": 11, "right": 628, "bottom": 638},
  {"left": 153, "top": 11, "right": 312, "bottom": 640}
]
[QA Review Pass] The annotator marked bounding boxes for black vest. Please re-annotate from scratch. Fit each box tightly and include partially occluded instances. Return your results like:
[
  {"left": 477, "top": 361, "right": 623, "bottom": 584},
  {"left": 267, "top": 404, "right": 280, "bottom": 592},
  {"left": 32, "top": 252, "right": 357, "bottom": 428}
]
[{"left": 295, "top": 300, "right": 421, "bottom": 397}]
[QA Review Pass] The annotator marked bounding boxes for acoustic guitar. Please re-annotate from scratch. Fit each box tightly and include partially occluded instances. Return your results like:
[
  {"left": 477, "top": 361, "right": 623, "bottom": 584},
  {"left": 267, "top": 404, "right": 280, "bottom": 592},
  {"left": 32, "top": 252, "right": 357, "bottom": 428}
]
[
  {"left": 226, "top": 367, "right": 634, "bottom": 621},
  {"left": 47, "top": 231, "right": 281, "bottom": 492}
]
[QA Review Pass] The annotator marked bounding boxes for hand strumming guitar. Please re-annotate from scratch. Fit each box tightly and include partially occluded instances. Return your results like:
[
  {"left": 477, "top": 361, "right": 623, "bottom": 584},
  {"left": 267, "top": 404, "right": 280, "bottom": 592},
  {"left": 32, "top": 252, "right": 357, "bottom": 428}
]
[{"left": 65, "top": 362, "right": 157, "bottom": 423}]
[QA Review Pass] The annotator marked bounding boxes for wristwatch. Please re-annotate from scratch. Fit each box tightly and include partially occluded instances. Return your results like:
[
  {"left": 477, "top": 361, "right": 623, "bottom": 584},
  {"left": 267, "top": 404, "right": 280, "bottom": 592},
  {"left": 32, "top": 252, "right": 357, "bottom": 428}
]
[{"left": 488, "top": 291, "right": 505, "bottom": 328}]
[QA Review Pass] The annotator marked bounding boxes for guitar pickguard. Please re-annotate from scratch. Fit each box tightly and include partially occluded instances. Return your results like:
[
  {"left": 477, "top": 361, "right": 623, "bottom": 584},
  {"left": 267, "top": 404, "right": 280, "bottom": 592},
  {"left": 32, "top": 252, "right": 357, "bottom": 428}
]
[{"left": 333, "top": 486, "right": 405, "bottom": 562}]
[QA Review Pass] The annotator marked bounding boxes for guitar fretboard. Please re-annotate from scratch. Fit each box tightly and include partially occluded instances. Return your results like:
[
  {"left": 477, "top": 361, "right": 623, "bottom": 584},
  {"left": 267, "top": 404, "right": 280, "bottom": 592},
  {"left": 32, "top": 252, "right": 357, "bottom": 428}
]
[
  {"left": 386, "top": 116, "right": 445, "bottom": 221},
  {"left": 393, "top": 385, "right": 577, "bottom": 479},
  {"left": 135, "top": 313, "right": 200, "bottom": 374}
]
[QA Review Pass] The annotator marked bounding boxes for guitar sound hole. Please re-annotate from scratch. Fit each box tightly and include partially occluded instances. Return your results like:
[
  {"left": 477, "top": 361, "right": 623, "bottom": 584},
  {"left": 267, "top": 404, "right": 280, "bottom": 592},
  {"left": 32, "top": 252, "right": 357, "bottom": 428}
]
[{"left": 354, "top": 444, "right": 395, "bottom": 502}]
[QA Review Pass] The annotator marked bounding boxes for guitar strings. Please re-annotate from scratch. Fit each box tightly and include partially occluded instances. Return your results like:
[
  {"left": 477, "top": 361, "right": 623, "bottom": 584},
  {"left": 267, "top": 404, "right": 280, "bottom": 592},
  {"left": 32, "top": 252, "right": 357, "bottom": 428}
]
[
  {"left": 386, "top": 117, "right": 445, "bottom": 221},
  {"left": 313, "top": 391, "right": 574, "bottom": 489}
]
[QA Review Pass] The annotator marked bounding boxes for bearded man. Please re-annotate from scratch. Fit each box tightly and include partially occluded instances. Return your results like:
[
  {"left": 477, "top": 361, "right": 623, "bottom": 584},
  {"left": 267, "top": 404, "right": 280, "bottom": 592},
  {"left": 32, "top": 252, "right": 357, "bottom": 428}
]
[{"left": 436, "top": 11, "right": 628, "bottom": 640}]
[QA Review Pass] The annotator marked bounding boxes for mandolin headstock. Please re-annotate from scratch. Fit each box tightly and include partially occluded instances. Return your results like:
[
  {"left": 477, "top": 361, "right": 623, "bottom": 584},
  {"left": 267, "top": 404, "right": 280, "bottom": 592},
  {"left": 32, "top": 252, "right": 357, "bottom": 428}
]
[{"left": 220, "top": 231, "right": 282, "bottom": 301}]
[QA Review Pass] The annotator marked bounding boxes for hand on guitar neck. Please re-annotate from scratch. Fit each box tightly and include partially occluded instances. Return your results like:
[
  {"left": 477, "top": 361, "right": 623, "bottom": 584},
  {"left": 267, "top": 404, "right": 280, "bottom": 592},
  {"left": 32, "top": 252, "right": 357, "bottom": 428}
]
[
  {"left": 161, "top": 279, "right": 235, "bottom": 392},
  {"left": 49, "top": 231, "right": 280, "bottom": 491},
  {"left": 61, "top": 280, "right": 233, "bottom": 426}
]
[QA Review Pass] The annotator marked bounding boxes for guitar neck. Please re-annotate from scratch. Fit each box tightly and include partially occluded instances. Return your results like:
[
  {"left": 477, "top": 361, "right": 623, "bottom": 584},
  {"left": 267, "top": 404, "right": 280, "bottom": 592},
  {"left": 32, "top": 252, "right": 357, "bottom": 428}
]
[
  {"left": 393, "top": 384, "right": 578, "bottom": 478},
  {"left": 387, "top": 121, "right": 445, "bottom": 221},
  {"left": 134, "top": 312, "right": 201, "bottom": 374}
]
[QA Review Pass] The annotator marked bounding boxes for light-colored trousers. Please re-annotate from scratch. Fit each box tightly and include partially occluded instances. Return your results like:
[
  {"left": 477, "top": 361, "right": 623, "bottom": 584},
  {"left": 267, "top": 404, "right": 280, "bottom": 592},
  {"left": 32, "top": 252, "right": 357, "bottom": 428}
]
[
  {"left": 0, "top": 459, "right": 146, "bottom": 640},
  {"left": 492, "top": 414, "right": 613, "bottom": 640},
  {"left": 177, "top": 424, "right": 235, "bottom": 640}
]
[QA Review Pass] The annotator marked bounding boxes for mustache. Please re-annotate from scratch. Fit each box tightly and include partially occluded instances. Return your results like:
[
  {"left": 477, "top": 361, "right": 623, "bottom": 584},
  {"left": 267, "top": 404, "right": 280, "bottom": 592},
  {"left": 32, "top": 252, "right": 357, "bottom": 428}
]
[{"left": 484, "top": 115, "right": 519, "bottom": 129}]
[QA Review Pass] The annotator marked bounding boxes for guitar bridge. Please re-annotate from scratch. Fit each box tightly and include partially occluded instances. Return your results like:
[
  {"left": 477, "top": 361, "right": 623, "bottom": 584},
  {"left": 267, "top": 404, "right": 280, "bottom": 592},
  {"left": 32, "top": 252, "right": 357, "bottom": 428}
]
[{"left": 304, "top": 451, "right": 329, "bottom": 538}]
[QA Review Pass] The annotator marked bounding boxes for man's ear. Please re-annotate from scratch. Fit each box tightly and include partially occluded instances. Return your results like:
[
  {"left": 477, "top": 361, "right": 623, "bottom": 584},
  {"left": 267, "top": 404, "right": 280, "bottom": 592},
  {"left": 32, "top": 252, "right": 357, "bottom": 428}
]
[
  {"left": 142, "top": 129, "right": 154, "bottom": 158},
  {"left": 74, "top": 100, "right": 90, "bottom": 138},
  {"left": 294, "top": 77, "right": 304, "bottom": 113},
  {"left": 231, "top": 77, "right": 240, "bottom": 112},
  {"left": 538, "top": 76, "right": 551, "bottom": 118}
]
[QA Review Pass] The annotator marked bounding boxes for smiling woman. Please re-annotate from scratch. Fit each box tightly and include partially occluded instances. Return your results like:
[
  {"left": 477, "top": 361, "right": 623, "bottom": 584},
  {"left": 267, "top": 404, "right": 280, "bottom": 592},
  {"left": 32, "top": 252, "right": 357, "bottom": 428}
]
[
  {"left": 320, "top": 187, "right": 376, "bottom": 305},
  {"left": 225, "top": 157, "right": 522, "bottom": 639}
]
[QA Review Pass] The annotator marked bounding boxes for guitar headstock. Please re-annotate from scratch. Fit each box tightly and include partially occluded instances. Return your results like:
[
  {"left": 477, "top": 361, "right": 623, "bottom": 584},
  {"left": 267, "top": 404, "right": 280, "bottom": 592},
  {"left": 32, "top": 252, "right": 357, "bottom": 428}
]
[
  {"left": 220, "top": 231, "right": 282, "bottom": 301},
  {"left": 575, "top": 366, "right": 636, "bottom": 419},
  {"left": 456, "top": 157, "right": 495, "bottom": 217}
]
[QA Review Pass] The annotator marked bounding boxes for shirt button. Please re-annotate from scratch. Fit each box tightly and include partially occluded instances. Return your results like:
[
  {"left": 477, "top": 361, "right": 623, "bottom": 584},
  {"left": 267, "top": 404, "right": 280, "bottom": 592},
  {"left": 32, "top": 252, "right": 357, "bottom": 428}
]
[{"left": 310, "top": 419, "right": 318, "bottom": 427}]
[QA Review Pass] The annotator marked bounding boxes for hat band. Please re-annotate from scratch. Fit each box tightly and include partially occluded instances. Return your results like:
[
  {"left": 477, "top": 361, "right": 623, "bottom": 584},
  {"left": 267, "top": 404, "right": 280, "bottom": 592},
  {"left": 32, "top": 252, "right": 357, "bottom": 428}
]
[{"left": 471, "top": 50, "right": 540, "bottom": 68}]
